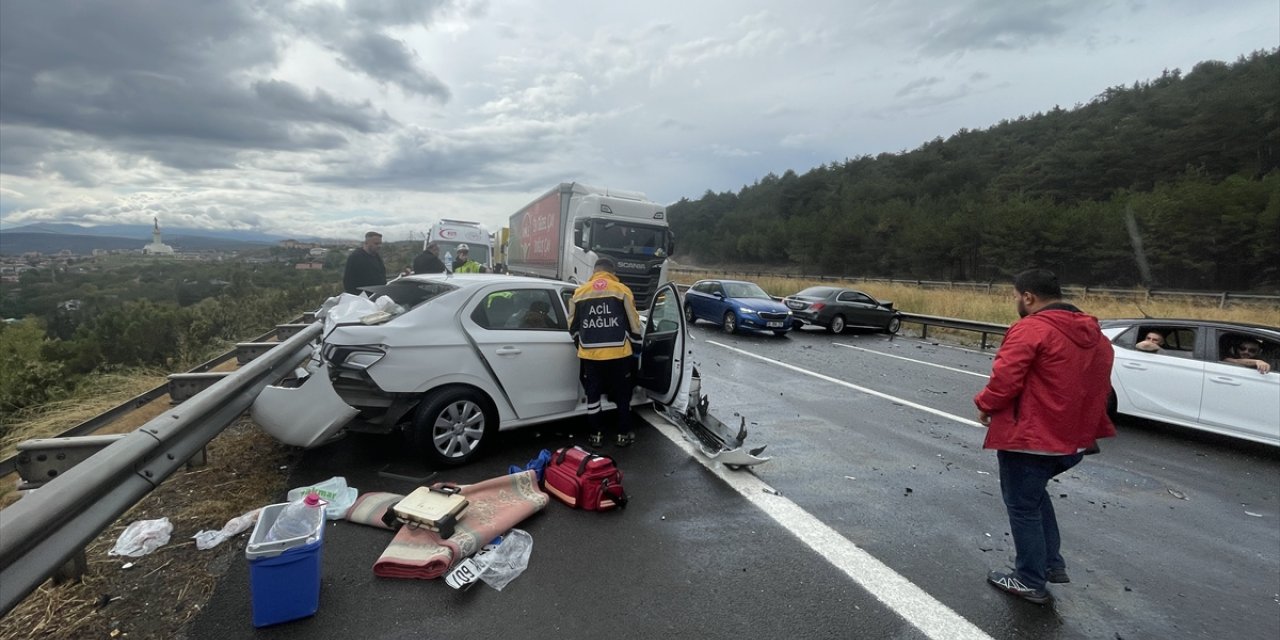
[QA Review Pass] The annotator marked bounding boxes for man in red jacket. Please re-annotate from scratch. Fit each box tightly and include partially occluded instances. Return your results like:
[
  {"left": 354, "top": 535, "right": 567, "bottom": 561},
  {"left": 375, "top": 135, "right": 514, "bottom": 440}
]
[{"left": 975, "top": 269, "right": 1116, "bottom": 605}]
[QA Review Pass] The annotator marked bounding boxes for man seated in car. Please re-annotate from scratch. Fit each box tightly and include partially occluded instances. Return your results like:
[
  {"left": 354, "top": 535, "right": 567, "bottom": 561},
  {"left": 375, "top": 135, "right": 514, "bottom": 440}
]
[
  {"left": 1223, "top": 337, "right": 1272, "bottom": 374},
  {"left": 518, "top": 300, "right": 557, "bottom": 329},
  {"left": 1135, "top": 331, "right": 1165, "bottom": 352}
]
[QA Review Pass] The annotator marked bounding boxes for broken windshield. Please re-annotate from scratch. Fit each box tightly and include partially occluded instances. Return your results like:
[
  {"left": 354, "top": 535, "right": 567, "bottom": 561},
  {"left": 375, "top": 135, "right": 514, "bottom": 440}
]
[{"left": 361, "top": 279, "right": 456, "bottom": 311}]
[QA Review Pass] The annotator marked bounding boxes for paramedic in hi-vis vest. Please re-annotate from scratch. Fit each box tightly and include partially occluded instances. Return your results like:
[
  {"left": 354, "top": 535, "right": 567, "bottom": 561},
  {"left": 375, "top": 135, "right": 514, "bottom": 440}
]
[{"left": 568, "top": 256, "right": 643, "bottom": 448}]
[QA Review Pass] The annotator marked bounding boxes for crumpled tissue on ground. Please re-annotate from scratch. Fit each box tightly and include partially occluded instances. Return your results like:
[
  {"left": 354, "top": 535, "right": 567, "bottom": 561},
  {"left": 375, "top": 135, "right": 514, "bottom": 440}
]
[{"left": 192, "top": 508, "right": 262, "bottom": 551}]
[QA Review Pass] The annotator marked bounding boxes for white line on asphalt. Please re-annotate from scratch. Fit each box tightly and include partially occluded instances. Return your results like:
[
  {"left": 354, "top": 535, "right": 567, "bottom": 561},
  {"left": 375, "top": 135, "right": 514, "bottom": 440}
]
[
  {"left": 903, "top": 337, "right": 995, "bottom": 357},
  {"left": 706, "top": 340, "right": 984, "bottom": 429},
  {"left": 642, "top": 410, "right": 994, "bottom": 640},
  {"left": 832, "top": 342, "right": 990, "bottom": 379}
]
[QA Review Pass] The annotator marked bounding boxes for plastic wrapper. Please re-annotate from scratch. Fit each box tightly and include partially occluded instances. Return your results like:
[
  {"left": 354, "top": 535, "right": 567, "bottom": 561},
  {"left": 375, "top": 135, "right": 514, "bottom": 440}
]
[
  {"left": 192, "top": 508, "right": 261, "bottom": 550},
  {"left": 109, "top": 517, "right": 173, "bottom": 557},
  {"left": 287, "top": 477, "right": 358, "bottom": 520},
  {"left": 475, "top": 528, "right": 533, "bottom": 591}
]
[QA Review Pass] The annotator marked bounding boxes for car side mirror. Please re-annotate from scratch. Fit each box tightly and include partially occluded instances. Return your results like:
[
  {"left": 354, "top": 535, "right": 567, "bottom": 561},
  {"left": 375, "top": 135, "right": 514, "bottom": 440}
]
[{"left": 712, "top": 292, "right": 724, "bottom": 299}]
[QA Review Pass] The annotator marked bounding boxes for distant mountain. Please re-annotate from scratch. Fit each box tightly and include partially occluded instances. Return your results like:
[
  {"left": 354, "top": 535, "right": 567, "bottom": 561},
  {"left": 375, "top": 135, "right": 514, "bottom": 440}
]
[
  {"left": 0, "top": 231, "right": 272, "bottom": 255},
  {"left": 3, "top": 222, "right": 290, "bottom": 244}
]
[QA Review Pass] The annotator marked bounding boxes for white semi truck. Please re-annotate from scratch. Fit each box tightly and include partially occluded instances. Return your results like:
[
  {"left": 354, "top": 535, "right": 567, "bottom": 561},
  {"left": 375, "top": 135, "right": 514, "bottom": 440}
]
[
  {"left": 506, "top": 183, "right": 674, "bottom": 309},
  {"left": 426, "top": 219, "right": 493, "bottom": 271}
]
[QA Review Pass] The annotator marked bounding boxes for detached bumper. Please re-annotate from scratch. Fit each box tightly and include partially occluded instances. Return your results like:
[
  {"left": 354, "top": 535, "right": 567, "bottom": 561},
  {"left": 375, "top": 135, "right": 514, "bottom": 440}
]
[{"left": 251, "top": 363, "right": 359, "bottom": 448}]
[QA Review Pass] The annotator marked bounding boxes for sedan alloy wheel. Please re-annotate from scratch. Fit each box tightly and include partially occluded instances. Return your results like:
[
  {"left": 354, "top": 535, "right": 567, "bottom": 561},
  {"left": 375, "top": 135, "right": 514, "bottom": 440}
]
[
  {"left": 829, "top": 314, "right": 846, "bottom": 334},
  {"left": 412, "top": 387, "right": 494, "bottom": 467},
  {"left": 722, "top": 311, "right": 738, "bottom": 333}
]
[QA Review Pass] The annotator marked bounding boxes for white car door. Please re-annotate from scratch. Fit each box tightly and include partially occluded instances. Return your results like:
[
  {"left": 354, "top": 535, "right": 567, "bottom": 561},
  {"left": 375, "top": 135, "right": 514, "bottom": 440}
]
[
  {"left": 1197, "top": 330, "right": 1280, "bottom": 445},
  {"left": 464, "top": 286, "right": 580, "bottom": 419},
  {"left": 1112, "top": 332, "right": 1204, "bottom": 424},
  {"left": 636, "top": 283, "right": 686, "bottom": 406}
]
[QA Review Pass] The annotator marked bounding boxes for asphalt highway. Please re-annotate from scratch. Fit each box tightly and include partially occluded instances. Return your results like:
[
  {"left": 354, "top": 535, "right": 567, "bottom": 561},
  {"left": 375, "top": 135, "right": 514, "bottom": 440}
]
[{"left": 192, "top": 323, "right": 1280, "bottom": 639}]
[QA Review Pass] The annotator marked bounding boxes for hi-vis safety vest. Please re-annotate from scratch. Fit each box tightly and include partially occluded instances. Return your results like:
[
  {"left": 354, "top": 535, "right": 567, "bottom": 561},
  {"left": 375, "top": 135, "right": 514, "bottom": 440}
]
[{"left": 568, "top": 271, "right": 642, "bottom": 361}]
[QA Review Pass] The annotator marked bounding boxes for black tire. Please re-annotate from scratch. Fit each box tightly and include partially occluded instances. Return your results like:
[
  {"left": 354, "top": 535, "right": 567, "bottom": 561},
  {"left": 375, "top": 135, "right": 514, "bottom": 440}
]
[
  {"left": 773, "top": 330, "right": 789, "bottom": 337},
  {"left": 885, "top": 316, "right": 902, "bottom": 335},
  {"left": 828, "top": 314, "right": 846, "bottom": 334},
  {"left": 722, "top": 312, "right": 738, "bottom": 334},
  {"left": 684, "top": 303, "right": 697, "bottom": 325},
  {"left": 1106, "top": 389, "right": 1119, "bottom": 421},
  {"left": 410, "top": 387, "right": 496, "bottom": 467}
]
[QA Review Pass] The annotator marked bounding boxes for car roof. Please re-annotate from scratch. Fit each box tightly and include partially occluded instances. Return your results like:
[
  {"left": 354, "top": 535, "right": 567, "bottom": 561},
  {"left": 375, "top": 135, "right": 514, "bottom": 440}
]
[
  {"left": 695, "top": 279, "right": 756, "bottom": 286},
  {"left": 399, "top": 273, "right": 572, "bottom": 289},
  {"left": 1101, "top": 318, "right": 1280, "bottom": 335}
]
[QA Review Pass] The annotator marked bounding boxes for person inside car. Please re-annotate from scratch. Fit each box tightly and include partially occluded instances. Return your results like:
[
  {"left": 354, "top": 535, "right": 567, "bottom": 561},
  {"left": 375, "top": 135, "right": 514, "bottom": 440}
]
[
  {"left": 1135, "top": 331, "right": 1165, "bottom": 352},
  {"left": 1223, "top": 337, "right": 1271, "bottom": 374}
]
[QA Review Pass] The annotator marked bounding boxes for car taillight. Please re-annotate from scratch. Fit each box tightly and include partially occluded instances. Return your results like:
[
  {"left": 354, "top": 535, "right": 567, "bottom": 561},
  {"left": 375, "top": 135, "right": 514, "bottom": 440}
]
[{"left": 810, "top": 302, "right": 825, "bottom": 311}]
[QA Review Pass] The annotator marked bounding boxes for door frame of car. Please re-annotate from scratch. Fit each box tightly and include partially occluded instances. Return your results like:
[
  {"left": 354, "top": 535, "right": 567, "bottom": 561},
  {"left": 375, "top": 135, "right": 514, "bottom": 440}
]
[{"left": 637, "top": 282, "right": 686, "bottom": 406}]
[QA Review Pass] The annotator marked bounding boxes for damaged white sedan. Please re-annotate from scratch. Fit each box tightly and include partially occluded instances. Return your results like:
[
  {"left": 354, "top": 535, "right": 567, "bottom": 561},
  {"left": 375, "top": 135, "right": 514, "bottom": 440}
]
[{"left": 253, "top": 274, "right": 766, "bottom": 468}]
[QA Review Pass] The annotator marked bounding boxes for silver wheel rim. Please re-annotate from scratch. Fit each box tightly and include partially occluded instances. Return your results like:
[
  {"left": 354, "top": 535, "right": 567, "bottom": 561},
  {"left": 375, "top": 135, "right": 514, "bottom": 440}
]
[
  {"left": 832, "top": 316, "right": 844, "bottom": 333},
  {"left": 431, "top": 399, "right": 486, "bottom": 459},
  {"left": 724, "top": 313, "right": 736, "bottom": 332},
  {"left": 685, "top": 305, "right": 695, "bottom": 323},
  {"left": 888, "top": 317, "right": 900, "bottom": 333}
]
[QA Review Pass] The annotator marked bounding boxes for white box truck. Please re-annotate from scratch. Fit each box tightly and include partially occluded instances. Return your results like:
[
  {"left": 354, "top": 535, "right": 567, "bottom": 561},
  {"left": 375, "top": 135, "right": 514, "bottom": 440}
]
[
  {"left": 507, "top": 183, "right": 673, "bottom": 309},
  {"left": 426, "top": 219, "right": 493, "bottom": 271}
]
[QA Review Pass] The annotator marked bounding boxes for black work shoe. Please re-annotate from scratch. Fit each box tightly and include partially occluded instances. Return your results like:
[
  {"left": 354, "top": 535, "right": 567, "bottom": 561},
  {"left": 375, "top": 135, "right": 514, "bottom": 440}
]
[
  {"left": 587, "top": 432, "right": 604, "bottom": 448},
  {"left": 615, "top": 431, "right": 636, "bottom": 448},
  {"left": 1047, "top": 568, "right": 1070, "bottom": 584},
  {"left": 987, "top": 570, "right": 1053, "bottom": 604}
]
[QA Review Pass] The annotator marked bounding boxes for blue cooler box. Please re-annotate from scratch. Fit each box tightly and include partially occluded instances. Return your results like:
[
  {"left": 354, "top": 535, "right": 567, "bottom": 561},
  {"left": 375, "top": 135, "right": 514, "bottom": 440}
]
[{"left": 246, "top": 502, "right": 325, "bottom": 627}]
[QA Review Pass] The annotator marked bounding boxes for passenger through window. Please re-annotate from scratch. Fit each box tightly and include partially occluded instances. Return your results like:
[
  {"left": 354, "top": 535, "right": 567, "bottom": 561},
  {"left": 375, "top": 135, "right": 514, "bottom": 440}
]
[
  {"left": 471, "top": 289, "right": 566, "bottom": 330},
  {"left": 1131, "top": 326, "right": 1195, "bottom": 357},
  {"left": 1218, "top": 333, "right": 1278, "bottom": 369}
]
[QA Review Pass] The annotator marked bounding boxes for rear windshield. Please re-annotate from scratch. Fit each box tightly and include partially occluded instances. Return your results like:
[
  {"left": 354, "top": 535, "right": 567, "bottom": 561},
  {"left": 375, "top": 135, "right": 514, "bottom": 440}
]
[
  {"left": 362, "top": 280, "right": 456, "bottom": 309},
  {"left": 796, "top": 286, "right": 838, "bottom": 298}
]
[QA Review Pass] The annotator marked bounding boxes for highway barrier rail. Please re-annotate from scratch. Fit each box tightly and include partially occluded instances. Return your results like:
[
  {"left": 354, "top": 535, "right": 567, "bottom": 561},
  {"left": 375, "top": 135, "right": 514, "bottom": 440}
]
[{"left": 0, "top": 322, "right": 322, "bottom": 616}]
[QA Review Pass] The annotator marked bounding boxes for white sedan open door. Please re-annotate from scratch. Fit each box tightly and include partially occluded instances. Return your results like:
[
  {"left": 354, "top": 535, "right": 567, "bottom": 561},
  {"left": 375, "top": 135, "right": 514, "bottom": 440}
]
[{"left": 637, "top": 282, "right": 685, "bottom": 406}]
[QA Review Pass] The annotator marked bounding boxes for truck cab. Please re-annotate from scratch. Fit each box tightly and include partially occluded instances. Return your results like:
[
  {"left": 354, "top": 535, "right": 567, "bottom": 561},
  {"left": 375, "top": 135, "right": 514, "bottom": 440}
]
[{"left": 571, "top": 196, "right": 672, "bottom": 308}]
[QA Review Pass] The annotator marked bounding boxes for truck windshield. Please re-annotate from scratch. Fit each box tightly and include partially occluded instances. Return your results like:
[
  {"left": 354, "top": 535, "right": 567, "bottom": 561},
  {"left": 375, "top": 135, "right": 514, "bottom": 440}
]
[
  {"left": 590, "top": 222, "right": 667, "bottom": 256},
  {"left": 437, "top": 242, "right": 491, "bottom": 265}
]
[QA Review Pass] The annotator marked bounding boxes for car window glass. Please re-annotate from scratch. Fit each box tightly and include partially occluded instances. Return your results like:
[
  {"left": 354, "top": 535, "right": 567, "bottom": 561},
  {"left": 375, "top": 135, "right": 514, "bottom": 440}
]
[
  {"left": 471, "top": 289, "right": 565, "bottom": 330},
  {"left": 648, "top": 287, "right": 680, "bottom": 333},
  {"left": 1218, "top": 333, "right": 1278, "bottom": 367},
  {"left": 723, "top": 282, "right": 770, "bottom": 299},
  {"left": 1129, "top": 326, "right": 1195, "bottom": 357},
  {"left": 692, "top": 282, "right": 711, "bottom": 294},
  {"left": 710, "top": 283, "right": 725, "bottom": 296},
  {"left": 798, "top": 286, "right": 837, "bottom": 298},
  {"left": 837, "top": 291, "right": 873, "bottom": 304},
  {"left": 361, "top": 280, "right": 455, "bottom": 310}
]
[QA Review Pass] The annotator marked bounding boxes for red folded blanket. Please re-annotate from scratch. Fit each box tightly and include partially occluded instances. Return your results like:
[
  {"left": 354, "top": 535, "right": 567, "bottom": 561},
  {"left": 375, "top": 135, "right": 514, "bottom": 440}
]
[{"left": 344, "top": 470, "right": 549, "bottom": 580}]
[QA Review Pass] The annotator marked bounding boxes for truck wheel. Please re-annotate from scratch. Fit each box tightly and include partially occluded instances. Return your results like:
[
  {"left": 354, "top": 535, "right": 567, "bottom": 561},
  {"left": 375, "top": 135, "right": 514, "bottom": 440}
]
[
  {"left": 722, "top": 312, "right": 738, "bottom": 334},
  {"left": 410, "top": 387, "right": 495, "bottom": 467},
  {"left": 884, "top": 316, "right": 901, "bottom": 335},
  {"left": 684, "top": 303, "right": 697, "bottom": 325},
  {"left": 829, "top": 315, "right": 846, "bottom": 334}
]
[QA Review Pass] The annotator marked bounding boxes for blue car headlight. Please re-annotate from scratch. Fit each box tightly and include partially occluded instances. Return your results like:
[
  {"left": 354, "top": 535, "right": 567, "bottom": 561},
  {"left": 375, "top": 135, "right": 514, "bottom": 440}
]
[{"left": 739, "top": 307, "right": 757, "bottom": 314}]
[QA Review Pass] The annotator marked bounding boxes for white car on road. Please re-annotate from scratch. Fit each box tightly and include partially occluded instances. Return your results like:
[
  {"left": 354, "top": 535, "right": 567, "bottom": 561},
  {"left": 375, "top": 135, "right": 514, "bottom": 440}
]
[
  {"left": 1101, "top": 318, "right": 1279, "bottom": 447},
  {"left": 252, "top": 274, "right": 688, "bottom": 466}
]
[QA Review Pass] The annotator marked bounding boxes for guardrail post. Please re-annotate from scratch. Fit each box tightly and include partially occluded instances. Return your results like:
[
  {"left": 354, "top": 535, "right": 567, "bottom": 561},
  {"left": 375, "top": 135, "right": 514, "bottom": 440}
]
[
  {"left": 1219, "top": 292, "right": 1228, "bottom": 309},
  {"left": 52, "top": 551, "right": 87, "bottom": 584},
  {"left": 186, "top": 446, "right": 208, "bottom": 469},
  {"left": 981, "top": 332, "right": 989, "bottom": 350},
  {"left": 920, "top": 324, "right": 929, "bottom": 340}
]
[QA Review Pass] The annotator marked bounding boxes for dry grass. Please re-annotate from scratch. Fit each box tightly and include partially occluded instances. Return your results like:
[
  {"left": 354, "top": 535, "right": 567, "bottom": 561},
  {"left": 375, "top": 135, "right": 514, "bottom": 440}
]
[
  {"left": 673, "top": 270, "right": 1280, "bottom": 327},
  {"left": 0, "top": 417, "right": 297, "bottom": 640},
  {"left": 0, "top": 372, "right": 169, "bottom": 460}
]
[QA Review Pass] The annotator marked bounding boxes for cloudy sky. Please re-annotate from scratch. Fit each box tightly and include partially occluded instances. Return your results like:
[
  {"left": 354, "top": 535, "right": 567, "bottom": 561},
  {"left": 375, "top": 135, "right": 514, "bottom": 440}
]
[{"left": 0, "top": 0, "right": 1275, "bottom": 241}]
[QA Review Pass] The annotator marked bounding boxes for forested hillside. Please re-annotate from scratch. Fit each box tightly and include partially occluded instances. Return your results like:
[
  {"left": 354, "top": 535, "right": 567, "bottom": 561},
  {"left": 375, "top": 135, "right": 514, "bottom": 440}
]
[{"left": 669, "top": 50, "right": 1280, "bottom": 290}]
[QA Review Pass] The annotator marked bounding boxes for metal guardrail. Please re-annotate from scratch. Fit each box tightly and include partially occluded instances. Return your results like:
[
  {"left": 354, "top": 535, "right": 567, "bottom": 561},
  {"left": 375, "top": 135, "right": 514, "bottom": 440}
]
[
  {"left": 899, "top": 313, "right": 1008, "bottom": 349},
  {"left": 670, "top": 267, "right": 1280, "bottom": 308},
  {"left": 0, "top": 322, "right": 321, "bottom": 616}
]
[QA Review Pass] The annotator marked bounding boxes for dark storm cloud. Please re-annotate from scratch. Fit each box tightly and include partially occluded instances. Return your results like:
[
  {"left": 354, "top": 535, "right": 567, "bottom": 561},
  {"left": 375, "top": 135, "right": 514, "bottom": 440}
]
[
  {"left": 0, "top": 0, "right": 431, "bottom": 174},
  {"left": 919, "top": 0, "right": 1075, "bottom": 55},
  {"left": 336, "top": 32, "right": 451, "bottom": 99}
]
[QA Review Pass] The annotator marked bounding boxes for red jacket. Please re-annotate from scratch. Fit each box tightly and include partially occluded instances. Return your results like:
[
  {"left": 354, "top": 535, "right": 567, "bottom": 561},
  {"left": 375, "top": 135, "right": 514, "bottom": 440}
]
[{"left": 975, "top": 305, "right": 1116, "bottom": 453}]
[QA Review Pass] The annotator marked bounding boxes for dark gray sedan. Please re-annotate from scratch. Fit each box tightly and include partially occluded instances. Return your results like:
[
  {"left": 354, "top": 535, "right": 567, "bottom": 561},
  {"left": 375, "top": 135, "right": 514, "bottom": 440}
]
[{"left": 782, "top": 286, "right": 902, "bottom": 334}]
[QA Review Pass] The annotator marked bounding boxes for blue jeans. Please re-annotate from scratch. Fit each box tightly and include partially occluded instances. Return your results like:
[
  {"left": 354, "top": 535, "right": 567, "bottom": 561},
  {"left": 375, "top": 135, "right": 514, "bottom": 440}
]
[{"left": 997, "top": 450, "right": 1084, "bottom": 590}]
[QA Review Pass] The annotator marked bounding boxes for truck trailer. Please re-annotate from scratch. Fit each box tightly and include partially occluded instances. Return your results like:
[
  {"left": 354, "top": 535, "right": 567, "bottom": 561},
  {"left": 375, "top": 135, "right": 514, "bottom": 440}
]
[{"left": 506, "top": 183, "right": 673, "bottom": 309}]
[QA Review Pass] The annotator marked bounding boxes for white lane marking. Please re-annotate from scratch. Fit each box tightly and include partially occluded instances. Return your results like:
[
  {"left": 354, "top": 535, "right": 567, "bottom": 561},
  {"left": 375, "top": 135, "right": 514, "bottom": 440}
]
[
  {"left": 642, "top": 410, "right": 994, "bottom": 640},
  {"left": 833, "top": 342, "right": 990, "bottom": 379},
  {"left": 903, "top": 337, "right": 995, "bottom": 357},
  {"left": 707, "top": 340, "right": 984, "bottom": 429}
]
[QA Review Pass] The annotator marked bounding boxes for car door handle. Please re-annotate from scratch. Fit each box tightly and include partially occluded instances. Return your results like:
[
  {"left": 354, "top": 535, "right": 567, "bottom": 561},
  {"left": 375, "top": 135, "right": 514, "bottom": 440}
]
[
  {"left": 1208, "top": 376, "right": 1241, "bottom": 386},
  {"left": 495, "top": 346, "right": 522, "bottom": 356},
  {"left": 1121, "top": 362, "right": 1146, "bottom": 370}
]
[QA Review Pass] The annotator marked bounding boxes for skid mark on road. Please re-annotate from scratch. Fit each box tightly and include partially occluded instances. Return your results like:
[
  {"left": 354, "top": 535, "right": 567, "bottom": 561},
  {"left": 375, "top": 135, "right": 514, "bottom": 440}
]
[
  {"left": 832, "top": 342, "right": 990, "bottom": 379},
  {"left": 707, "top": 340, "right": 984, "bottom": 429},
  {"left": 642, "top": 410, "right": 994, "bottom": 640}
]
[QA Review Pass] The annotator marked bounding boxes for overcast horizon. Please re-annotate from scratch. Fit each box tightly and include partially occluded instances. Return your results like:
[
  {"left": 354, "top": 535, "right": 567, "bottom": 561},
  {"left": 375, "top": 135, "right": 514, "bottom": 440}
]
[{"left": 1, "top": 0, "right": 1276, "bottom": 242}]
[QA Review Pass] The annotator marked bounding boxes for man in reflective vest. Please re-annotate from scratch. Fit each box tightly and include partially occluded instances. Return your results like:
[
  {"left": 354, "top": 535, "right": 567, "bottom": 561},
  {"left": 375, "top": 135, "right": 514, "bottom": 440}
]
[
  {"left": 453, "top": 243, "right": 482, "bottom": 273},
  {"left": 568, "top": 256, "right": 643, "bottom": 448}
]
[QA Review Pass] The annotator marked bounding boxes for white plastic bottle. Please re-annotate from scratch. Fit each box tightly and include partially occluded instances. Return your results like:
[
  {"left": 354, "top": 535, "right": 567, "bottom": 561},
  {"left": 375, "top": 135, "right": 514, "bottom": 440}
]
[{"left": 266, "top": 492, "right": 324, "bottom": 543}]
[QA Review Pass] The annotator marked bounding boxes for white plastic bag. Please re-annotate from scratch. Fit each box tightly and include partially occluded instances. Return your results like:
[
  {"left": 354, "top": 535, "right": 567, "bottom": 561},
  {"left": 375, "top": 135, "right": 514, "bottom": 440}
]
[
  {"left": 475, "top": 529, "right": 533, "bottom": 591},
  {"left": 287, "top": 477, "right": 358, "bottom": 520},
  {"left": 109, "top": 518, "right": 173, "bottom": 557},
  {"left": 192, "top": 508, "right": 261, "bottom": 550}
]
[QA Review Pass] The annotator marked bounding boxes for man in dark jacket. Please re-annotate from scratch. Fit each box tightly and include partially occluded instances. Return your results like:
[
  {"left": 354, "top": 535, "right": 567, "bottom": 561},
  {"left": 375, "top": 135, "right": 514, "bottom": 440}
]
[
  {"left": 342, "top": 231, "right": 386, "bottom": 294},
  {"left": 413, "top": 242, "right": 446, "bottom": 274},
  {"left": 975, "top": 268, "right": 1115, "bottom": 605},
  {"left": 568, "top": 256, "right": 643, "bottom": 448}
]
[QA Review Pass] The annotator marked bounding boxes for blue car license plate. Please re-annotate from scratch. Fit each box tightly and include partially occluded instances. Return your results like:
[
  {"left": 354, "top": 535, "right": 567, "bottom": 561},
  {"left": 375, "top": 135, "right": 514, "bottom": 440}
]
[{"left": 766, "top": 321, "right": 784, "bottom": 328}]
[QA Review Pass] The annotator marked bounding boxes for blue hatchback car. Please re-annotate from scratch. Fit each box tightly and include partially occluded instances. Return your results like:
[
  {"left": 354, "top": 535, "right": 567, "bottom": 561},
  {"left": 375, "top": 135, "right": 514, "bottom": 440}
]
[{"left": 683, "top": 279, "right": 794, "bottom": 335}]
